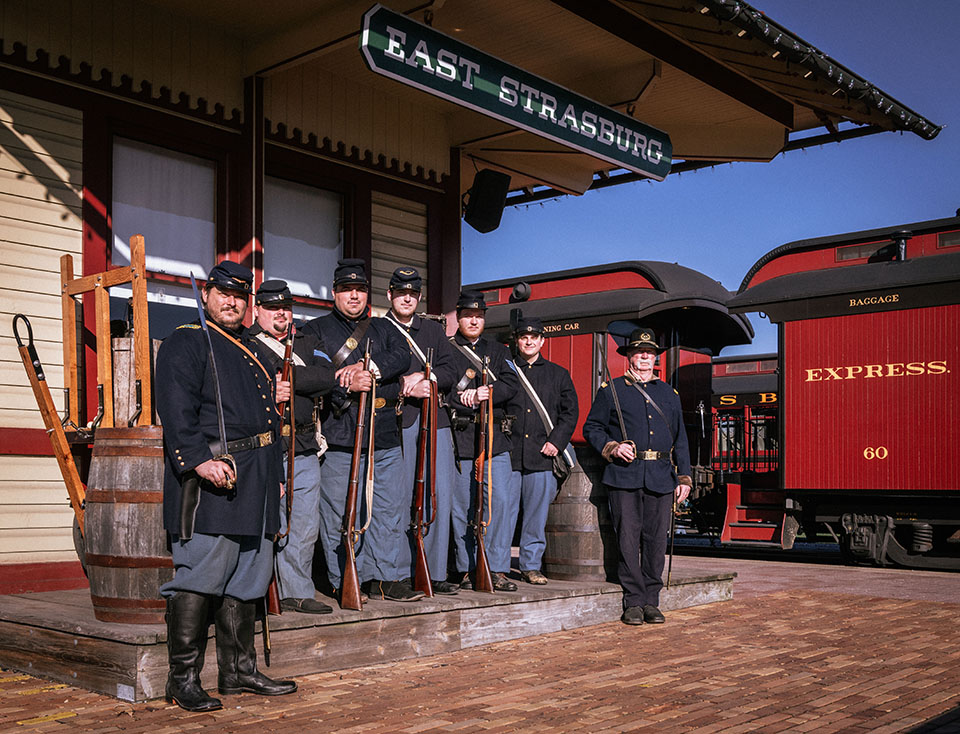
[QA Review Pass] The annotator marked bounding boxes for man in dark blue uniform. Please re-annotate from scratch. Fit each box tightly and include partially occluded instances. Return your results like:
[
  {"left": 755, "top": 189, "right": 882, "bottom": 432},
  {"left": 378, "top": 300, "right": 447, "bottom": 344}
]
[
  {"left": 299, "top": 259, "right": 415, "bottom": 603},
  {"left": 384, "top": 267, "right": 461, "bottom": 594},
  {"left": 448, "top": 291, "right": 520, "bottom": 591},
  {"left": 506, "top": 317, "right": 578, "bottom": 585},
  {"left": 156, "top": 261, "right": 297, "bottom": 712},
  {"left": 250, "top": 280, "right": 336, "bottom": 614},
  {"left": 583, "top": 327, "right": 692, "bottom": 625}
]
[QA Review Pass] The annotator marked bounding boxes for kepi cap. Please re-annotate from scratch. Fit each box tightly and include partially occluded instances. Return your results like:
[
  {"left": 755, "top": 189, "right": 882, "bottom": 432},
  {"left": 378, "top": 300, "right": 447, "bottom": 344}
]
[
  {"left": 256, "top": 279, "right": 293, "bottom": 306},
  {"left": 333, "top": 258, "right": 369, "bottom": 289},
  {"left": 206, "top": 261, "right": 253, "bottom": 295},
  {"left": 389, "top": 267, "right": 422, "bottom": 293},
  {"left": 456, "top": 289, "right": 487, "bottom": 311},
  {"left": 514, "top": 317, "right": 544, "bottom": 336}
]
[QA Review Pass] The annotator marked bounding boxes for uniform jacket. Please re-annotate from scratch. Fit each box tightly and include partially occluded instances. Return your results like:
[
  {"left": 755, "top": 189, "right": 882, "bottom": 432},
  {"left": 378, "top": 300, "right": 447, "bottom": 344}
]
[
  {"left": 156, "top": 320, "right": 284, "bottom": 536},
  {"left": 447, "top": 333, "right": 519, "bottom": 459},
  {"left": 248, "top": 324, "right": 336, "bottom": 455},
  {"left": 384, "top": 312, "right": 459, "bottom": 430},
  {"left": 299, "top": 309, "right": 410, "bottom": 451},
  {"left": 507, "top": 354, "right": 578, "bottom": 473},
  {"left": 582, "top": 373, "right": 691, "bottom": 494}
]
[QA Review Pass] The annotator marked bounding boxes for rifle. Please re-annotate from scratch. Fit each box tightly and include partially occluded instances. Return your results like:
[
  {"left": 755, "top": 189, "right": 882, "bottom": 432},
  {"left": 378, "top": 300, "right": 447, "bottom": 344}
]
[
  {"left": 472, "top": 356, "right": 495, "bottom": 593},
  {"left": 411, "top": 349, "right": 437, "bottom": 597},
  {"left": 340, "top": 346, "right": 373, "bottom": 611},
  {"left": 266, "top": 324, "right": 296, "bottom": 619}
]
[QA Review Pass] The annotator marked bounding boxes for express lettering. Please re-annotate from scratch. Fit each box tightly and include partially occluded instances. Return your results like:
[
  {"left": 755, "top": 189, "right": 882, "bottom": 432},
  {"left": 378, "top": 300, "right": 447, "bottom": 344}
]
[{"left": 804, "top": 360, "right": 948, "bottom": 382}]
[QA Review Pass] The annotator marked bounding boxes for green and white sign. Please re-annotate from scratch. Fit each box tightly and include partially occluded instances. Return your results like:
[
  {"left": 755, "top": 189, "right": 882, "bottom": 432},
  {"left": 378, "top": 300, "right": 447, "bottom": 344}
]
[{"left": 359, "top": 4, "right": 672, "bottom": 181}]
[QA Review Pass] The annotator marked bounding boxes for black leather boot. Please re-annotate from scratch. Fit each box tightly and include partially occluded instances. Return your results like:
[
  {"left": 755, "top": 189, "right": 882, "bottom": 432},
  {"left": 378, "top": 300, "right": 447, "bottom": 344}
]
[
  {"left": 164, "top": 592, "right": 222, "bottom": 712},
  {"left": 215, "top": 596, "right": 297, "bottom": 696}
]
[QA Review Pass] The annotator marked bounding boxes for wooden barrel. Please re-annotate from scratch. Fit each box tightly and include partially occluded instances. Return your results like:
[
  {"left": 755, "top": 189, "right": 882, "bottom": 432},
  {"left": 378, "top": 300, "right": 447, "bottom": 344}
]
[
  {"left": 543, "top": 448, "right": 619, "bottom": 582},
  {"left": 84, "top": 426, "right": 172, "bottom": 624}
]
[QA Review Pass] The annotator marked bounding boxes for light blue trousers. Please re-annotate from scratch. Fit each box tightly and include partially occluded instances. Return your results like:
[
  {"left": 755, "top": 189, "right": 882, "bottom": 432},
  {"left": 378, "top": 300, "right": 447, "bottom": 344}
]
[
  {"left": 162, "top": 532, "right": 274, "bottom": 602},
  {"left": 398, "top": 421, "right": 457, "bottom": 581},
  {"left": 451, "top": 451, "right": 518, "bottom": 575},
  {"left": 510, "top": 469, "right": 557, "bottom": 572},
  {"left": 317, "top": 446, "right": 403, "bottom": 589},
  {"left": 275, "top": 453, "right": 322, "bottom": 600}
]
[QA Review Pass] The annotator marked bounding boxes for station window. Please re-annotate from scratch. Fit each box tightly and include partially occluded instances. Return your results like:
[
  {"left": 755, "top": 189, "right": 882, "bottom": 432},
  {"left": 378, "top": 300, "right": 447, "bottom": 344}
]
[
  {"left": 110, "top": 137, "right": 217, "bottom": 338},
  {"left": 263, "top": 176, "right": 343, "bottom": 313}
]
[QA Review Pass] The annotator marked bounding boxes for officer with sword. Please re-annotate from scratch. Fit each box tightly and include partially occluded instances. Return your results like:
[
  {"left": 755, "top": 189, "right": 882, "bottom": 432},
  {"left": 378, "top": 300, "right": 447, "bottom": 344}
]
[
  {"left": 583, "top": 327, "right": 692, "bottom": 626},
  {"left": 156, "top": 261, "right": 297, "bottom": 712}
]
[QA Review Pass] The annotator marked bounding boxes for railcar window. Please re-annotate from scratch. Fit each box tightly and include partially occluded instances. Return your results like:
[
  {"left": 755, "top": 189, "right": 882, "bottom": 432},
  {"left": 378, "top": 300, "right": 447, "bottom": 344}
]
[
  {"left": 724, "top": 362, "right": 758, "bottom": 374},
  {"left": 937, "top": 231, "right": 960, "bottom": 249},
  {"left": 836, "top": 241, "right": 889, "bottom": 261}
]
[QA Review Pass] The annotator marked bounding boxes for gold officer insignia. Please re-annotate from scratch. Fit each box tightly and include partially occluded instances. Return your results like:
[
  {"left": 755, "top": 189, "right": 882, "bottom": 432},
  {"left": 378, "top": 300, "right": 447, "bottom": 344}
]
[
  {"left": 641, "top": 332, "right": 651, "bottom": 341},
  {"left": 348, "top": 273, "right": 357, "bottom": 279},
  {"left": 346, "top": 337, "right": 358, "bottom": 350},
  {"left": 374, "top": 397, "right": 386, "bottom": 409},
  {"left": 399, "top": 268, "right": 414, "bottom": 275}
]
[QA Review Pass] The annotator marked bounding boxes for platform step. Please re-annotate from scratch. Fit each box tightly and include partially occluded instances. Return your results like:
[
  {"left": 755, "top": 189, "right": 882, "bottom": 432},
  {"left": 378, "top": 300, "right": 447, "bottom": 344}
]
[
  {"left": 723, "top": 540, "right": 784, "bottom": 548},
  {"left": 736, "top": 504, "right": 784, "bottom": 511},
  {"left": 730, "top": 521, "right": 778, "bottom": 528}
]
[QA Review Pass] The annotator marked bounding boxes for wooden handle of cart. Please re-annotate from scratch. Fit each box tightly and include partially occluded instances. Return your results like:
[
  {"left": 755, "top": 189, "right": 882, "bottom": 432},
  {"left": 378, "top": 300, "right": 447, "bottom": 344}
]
[{"left": 13, "top": 314, "right": 86, "bottom": 536}]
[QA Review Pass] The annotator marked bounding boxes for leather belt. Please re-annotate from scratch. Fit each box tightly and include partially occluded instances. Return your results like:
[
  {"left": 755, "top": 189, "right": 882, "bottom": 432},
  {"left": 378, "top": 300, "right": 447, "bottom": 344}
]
[
  {"left": 210, "top": 431, "right": 274, "bottom": 455},
  {"left": 639, "top": 449, "right": 669, "bottom": 461},
  {"left": 283, "top": 422, "right": 316, "bottom": 437}
]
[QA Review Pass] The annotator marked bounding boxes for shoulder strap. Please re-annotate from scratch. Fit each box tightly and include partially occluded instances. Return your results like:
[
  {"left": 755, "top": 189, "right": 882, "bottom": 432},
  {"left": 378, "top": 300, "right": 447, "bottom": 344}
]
[
  {"left": 516, "top": 364, "right": 575, "bottom": 469},
  {"left": 331, "top": 318, "right": 372, "bottom": 368},
  {"left": 254, "top": 331, "right": 305, "bottom": 366},
  {"left": 627, "top": 378, "right": 672, "bottom": 433},
  {"left": 386, "top": 314, "right": 428, "bottom": 366},
  {"left": 449, "top": 338, "right": 497, "bottom": 382}
]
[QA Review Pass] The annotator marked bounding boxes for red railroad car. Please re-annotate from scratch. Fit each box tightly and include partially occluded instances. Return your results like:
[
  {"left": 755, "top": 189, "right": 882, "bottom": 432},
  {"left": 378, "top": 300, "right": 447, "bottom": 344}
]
[{"left": 728, "top": 215, "right": 960, "bottom": 569}]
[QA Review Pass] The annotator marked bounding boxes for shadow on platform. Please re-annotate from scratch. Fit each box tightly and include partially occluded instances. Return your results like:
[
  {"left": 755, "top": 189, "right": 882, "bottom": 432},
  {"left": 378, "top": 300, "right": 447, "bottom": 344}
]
[{"left": 0, "top": 565, "right": 734, "bottom": 702}]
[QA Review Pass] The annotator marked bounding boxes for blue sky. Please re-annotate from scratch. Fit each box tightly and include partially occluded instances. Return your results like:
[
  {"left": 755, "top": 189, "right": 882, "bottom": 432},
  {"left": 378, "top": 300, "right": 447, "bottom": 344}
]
[{"left": 461, "top": 1, "right": 957, "bottom": 355}]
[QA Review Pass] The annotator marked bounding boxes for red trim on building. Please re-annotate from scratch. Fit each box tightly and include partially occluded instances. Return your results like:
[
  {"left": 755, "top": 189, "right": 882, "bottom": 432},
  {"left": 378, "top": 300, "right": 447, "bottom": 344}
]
[
  {"left": 0, "top": 562, "right": 88, "bottom": 595},
  {"left": 0, "top": 428, "right": 54, "bottom": 456}
]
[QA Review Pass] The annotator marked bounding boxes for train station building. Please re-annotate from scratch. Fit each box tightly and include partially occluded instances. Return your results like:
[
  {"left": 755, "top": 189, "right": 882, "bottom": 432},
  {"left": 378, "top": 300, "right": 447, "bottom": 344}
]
[{"left": 0, "top": 0, "right": 942, "bottom": 697}]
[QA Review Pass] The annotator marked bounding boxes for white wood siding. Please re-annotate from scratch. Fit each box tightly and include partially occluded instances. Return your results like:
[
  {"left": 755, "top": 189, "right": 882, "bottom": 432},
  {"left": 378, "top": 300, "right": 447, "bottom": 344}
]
[
  {"left": 0, "top": 0, "right": 244, "bottom": 118},
  {"left": 0, "top": 89, "right": 82, "bottom": 563},
  {"left": 370, "top": 191, "right": 428, "bottom": 312}
]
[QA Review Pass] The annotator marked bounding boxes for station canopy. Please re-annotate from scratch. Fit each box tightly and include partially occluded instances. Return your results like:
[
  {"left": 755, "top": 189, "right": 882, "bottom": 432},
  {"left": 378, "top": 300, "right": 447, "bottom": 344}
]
[{"left": 148, "top": 0, "right": 940, "bottom": 202}]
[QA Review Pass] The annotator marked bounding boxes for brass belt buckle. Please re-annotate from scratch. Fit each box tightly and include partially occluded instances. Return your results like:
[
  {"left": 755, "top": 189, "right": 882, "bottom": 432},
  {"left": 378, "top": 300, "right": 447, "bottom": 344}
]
[
  {"left": 258, "top": 431, "right": 273, "bottom": 447},
  {"left": 641, "top": 449, "right": 658, "bottom": 461}
]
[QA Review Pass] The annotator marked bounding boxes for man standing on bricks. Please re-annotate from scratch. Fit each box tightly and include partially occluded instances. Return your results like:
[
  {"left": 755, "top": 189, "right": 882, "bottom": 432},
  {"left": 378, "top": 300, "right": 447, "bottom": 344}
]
[
  {"left": 506, "top": 317, "right": 578, "bottom": 585},
  {"left": 583, "top": 327, "right": 692, "bottom": 626},
  {"left": 250, "top": 279, "right": 336, "bottom": 614},
  {"left": 156, "top": 260, "right": 297, "bottom": 712}
]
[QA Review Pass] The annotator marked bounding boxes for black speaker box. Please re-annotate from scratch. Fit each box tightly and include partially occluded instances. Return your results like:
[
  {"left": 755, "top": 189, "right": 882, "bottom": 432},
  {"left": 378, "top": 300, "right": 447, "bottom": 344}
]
[{"left": 464, "top": 169, "right": 511, "bottom": 233}]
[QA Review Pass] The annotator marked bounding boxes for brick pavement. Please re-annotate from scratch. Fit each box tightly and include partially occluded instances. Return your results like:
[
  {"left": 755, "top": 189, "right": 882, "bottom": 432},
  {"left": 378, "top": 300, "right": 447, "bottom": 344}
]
[{"left": 2, "top": 590, "right": 959, "bottom": 733}]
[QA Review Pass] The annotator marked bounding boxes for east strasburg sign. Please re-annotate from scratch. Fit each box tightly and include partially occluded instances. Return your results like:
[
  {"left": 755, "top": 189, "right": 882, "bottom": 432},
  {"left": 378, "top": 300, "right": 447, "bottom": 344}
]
[{"left": 360, "top": 4, "right": 673, "bottom": 181}]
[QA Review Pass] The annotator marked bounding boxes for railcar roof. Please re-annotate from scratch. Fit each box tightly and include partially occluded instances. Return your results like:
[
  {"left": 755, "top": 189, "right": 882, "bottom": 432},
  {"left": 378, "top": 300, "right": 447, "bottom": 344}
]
[{"left": 737, "top": 215, "right": 960, "bottom": 293}]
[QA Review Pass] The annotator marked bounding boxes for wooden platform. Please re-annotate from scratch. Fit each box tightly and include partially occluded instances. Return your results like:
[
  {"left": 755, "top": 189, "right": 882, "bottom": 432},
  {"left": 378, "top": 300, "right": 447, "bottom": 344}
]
[{"left": 0, "top": 564, "right": 734, "bottom": 702}]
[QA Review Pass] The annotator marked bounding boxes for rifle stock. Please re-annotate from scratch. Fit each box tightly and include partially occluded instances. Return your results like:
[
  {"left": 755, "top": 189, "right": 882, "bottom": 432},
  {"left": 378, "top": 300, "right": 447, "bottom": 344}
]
[
  {"left": 267, "top": 325, "right": 296, "bottom": 616},
  {"left": 411, "top": 353, "right": 435, "bottom": 596},
  {"left": 472, "top": 358, "right": 495, "bottom": 593},
  {"left": 340, "top": 349, "right": 371, "bottom": 611}
]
